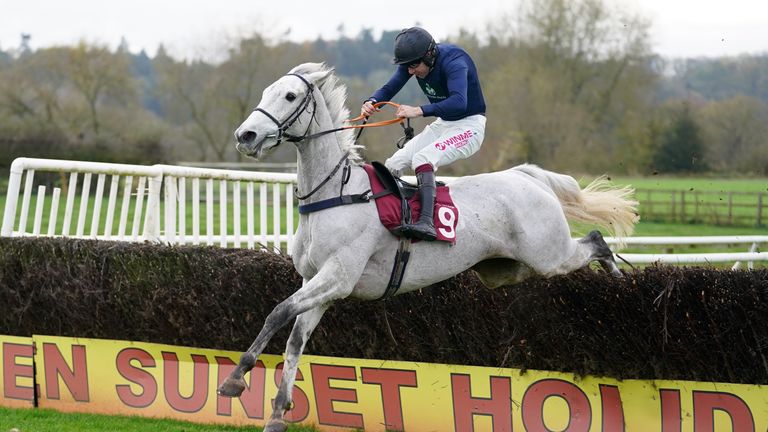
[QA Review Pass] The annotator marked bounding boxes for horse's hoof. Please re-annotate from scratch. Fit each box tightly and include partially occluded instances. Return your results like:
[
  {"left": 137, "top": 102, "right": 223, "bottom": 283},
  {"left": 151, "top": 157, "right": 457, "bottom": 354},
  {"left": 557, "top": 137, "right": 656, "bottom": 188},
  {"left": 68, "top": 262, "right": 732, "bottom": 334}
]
[
  {"left": 217, "top": 377, "right": 246, "bottom": 397},
  {"left": 264, "top": 419, "right": 288, "bottom": 432}
]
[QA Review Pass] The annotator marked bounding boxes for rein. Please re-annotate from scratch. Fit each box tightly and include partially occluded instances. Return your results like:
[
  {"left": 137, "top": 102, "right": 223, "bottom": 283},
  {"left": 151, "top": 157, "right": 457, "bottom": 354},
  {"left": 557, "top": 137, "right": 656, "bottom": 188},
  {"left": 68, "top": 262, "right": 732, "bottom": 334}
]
[
  {"left": 297, "top": 101, "right": 407, "bottom": 142},
  {"left": 294, "top": 150, "right": 351, "bottom": 200}
]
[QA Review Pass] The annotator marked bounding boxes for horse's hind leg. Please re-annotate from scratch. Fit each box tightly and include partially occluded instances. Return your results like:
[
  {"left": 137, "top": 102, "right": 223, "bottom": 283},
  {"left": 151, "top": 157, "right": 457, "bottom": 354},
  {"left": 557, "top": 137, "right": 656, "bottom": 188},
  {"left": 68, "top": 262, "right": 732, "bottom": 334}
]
[
  {"left": 580, "top": 230, "right": 621, "bottom": 276},
  {"left": 532, "top": 230, "right": 620, "bottom": 277},
  {"left": 266, "top": 305, "right": 329, "bottom": 432}
]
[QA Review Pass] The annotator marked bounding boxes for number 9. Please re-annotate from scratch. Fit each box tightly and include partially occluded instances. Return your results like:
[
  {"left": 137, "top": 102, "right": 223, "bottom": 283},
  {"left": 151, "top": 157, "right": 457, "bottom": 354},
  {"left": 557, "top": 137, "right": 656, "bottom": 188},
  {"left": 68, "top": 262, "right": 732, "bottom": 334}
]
[{"left": 437, "top": 206, "right": 456, "bottom": 239}]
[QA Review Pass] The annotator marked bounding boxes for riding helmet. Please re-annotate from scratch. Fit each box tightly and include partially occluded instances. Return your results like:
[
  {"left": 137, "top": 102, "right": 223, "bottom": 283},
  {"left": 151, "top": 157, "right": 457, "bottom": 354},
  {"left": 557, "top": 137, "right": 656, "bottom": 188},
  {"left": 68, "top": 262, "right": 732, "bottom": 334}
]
[{"left": 392, "top": 27, "right": 436, "bottom": 65}]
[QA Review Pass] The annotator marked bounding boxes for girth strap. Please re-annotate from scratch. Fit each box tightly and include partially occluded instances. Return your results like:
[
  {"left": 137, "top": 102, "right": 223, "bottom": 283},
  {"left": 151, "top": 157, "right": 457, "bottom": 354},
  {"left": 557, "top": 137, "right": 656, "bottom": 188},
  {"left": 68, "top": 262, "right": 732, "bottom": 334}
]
[
  {"left": 298, "top": 192, "right": 371, "bottom": 215},
  {"left": 379, "top": 237, "right": 412, "bottom": 300},
  {"left": 297, "top": 190, "right": 393, "bottom": 215}
]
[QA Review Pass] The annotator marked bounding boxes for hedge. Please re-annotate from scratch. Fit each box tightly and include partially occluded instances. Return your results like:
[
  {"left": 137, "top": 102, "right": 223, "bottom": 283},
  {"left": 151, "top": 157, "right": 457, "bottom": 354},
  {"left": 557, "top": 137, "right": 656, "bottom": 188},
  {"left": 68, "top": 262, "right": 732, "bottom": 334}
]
[{"left": 1, "top": 237, "right": 767, "bottom": 384}]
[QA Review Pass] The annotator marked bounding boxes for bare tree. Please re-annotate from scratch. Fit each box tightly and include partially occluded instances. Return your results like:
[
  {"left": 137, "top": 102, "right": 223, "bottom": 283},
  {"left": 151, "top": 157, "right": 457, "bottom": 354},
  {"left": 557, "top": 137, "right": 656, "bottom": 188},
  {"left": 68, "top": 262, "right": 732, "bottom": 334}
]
[
  {"left": 63, "top": 42, "right": 138, "bottom": 136},
  {"left": 481, "top": 0, "right": 655, "bottom": 172}
]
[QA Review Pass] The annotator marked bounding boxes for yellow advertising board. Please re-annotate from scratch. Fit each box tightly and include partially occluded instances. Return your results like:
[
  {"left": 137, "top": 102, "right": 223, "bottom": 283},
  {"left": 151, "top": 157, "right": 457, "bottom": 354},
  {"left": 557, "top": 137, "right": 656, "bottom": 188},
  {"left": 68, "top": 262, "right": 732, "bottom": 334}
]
[{"left": 3, "top": 334, "right": 768, "bottom": 431}]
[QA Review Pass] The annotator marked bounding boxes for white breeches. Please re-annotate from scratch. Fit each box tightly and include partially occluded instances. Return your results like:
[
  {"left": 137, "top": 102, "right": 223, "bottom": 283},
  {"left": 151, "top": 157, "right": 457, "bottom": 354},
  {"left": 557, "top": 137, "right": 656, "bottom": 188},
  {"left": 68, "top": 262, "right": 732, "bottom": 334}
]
[{"left": 385, "top": 114, "right": 486, "bottom": 172}]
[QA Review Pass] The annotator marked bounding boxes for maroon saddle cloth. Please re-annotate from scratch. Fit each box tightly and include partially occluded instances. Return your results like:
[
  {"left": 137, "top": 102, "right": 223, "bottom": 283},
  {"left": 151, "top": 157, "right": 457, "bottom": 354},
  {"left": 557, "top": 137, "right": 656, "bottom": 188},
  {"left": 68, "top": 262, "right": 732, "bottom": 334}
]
[{"left": 362, "top": 164, "right": 459, "bottom": 244}]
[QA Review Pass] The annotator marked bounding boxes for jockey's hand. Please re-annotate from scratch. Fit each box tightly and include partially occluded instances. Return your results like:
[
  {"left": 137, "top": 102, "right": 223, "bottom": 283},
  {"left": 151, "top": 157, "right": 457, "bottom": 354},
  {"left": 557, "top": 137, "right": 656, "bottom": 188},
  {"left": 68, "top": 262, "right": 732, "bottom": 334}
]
[
  {"left": 361, "top": 100, "right": 377, "bottom": 117},
  {"left": 396, "top": 104, "right": 423, "bottom": 118}
]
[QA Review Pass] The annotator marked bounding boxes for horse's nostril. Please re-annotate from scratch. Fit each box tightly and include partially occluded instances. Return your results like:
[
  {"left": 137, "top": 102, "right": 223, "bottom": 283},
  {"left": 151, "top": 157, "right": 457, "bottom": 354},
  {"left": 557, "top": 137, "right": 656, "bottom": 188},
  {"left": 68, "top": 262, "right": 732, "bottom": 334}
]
[{"left": 239, "top": 130, "right": 257, "bottom": 144}]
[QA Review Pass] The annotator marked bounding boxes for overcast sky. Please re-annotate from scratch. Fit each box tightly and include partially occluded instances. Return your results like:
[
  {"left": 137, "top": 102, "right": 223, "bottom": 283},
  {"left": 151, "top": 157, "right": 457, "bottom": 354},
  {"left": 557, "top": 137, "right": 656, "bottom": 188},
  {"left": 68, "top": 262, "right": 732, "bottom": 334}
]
[{"left": 1, "top": 0, "right": 767, "bottom": 60}]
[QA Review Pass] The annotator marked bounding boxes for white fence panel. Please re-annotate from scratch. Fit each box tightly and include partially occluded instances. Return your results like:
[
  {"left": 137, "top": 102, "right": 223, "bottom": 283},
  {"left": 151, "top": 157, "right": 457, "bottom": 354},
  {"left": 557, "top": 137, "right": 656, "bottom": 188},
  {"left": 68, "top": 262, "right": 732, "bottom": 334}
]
[
  {"left": 3, "top": 159, "right": 299, "bottom": 251},
  {"left": 152, "top": 164, "right": 297, "bottom": 251},
  {"left": 2, "top": 158, "right": 162, "bottom": 242}
]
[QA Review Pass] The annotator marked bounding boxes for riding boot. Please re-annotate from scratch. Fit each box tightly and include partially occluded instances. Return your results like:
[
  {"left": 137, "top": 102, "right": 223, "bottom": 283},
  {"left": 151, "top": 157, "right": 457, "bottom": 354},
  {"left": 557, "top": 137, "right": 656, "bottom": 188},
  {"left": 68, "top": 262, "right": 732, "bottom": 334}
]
[{"left": 401, "top": 164, "right": 437, "bottom": 241}]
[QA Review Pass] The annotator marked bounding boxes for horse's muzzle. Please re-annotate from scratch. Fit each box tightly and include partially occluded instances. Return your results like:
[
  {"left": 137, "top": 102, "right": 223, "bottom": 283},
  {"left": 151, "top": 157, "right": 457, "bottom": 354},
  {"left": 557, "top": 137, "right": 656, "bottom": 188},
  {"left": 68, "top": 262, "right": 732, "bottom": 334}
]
[
  {"left": 236, "top": 140, "right": 263, "bottom": 159},
  {"left": 236, "top": 129, "right": 258, "bottom": 145}
]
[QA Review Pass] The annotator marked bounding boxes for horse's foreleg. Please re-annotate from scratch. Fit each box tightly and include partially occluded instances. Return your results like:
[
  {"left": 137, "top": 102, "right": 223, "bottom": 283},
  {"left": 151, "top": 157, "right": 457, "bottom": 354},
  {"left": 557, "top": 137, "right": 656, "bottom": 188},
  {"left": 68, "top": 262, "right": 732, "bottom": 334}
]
[
  {"left": 217, "top": 296, "right": 298, "bottom": 397},
  {"left": 218, "top": 256, "right": 356, "bottom": 398},
  {"left": 265, "top": 304, "right": 329, "bottom": 432}
]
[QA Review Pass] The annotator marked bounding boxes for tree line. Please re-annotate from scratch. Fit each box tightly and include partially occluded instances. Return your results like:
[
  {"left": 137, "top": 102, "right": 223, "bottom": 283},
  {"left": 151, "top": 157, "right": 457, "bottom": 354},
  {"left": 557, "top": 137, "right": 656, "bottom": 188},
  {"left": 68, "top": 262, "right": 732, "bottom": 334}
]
[{"left": 1, "top": 0, "right": 767, "bottom": 176}]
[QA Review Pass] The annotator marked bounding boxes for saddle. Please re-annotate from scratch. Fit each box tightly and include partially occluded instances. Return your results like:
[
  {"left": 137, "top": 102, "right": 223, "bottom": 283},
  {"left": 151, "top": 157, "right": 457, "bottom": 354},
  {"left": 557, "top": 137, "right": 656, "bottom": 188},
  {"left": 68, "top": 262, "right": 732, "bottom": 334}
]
[
  {"left": 364, "top": 162, "right": 458, "bottom": 244},
  {"left": 370, "top": 161, "right": 446, "bottom": 200}
]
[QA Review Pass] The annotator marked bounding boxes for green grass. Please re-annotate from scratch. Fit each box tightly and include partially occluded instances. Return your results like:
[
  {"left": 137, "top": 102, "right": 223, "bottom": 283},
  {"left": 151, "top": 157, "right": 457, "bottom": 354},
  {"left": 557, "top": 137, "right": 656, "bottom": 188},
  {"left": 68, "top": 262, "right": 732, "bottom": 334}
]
[
  {"left": 610, "top": 176, "right": 768, "bottom": 227},
  {"left": 0, "top": 406, "right": 319, "bottom": 432},
  {"left": 630, "top": 221, "right": 766, "bottom": 237},
  {"left": 610, "top": 176, "right": 768, "bottom": 193}
]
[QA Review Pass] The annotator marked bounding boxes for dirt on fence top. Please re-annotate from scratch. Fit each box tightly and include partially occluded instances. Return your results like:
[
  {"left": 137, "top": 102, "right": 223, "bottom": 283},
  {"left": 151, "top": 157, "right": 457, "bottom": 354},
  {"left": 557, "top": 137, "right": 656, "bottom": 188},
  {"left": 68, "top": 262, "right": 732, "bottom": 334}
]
[{"left": 1, "top": 237, "right": 767, "bottom": 384}]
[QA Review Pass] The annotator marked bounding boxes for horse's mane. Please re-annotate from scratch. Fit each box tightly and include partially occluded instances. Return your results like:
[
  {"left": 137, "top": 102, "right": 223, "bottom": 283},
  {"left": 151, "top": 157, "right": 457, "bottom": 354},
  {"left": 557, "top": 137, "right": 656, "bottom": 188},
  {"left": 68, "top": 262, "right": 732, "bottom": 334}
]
[{"left": 289, "top": 63, "right": 364, "bottom": 164}]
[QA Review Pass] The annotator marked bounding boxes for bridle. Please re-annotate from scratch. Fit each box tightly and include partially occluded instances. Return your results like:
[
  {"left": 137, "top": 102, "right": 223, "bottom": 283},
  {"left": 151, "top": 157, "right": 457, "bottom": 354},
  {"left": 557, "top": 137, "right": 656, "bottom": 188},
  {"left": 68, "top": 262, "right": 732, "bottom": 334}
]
[
  {"left": 252, "top": 73, "right": 351, "bottom": 201},
  {"left": 253, "top": 73, "right": 317, "bottom": 146},
  {"left": 251, "top": 73, "right": 411, "bottom": 201}
]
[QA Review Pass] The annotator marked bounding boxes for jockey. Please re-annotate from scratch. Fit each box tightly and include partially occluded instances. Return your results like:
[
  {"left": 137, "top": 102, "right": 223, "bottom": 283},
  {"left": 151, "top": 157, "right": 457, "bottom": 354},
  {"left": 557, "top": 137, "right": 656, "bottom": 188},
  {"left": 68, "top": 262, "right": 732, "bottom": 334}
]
[{"left": 361, "top": 27, "right": 487, "bottom": 241}]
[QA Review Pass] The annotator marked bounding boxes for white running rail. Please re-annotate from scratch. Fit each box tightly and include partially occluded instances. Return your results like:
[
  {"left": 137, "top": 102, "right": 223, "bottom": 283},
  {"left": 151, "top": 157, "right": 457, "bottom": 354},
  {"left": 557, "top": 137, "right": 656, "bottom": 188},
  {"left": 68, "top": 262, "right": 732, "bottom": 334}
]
[
  {"left": 2, "top": 158, "right": 163, "bottom": 243},
  {"left": 605, "top": 236, "right": 768, "bottom": 269},
  {"left": 2, "top": 158, "right": 297, "bottom": 253},
  {"left": 2, "top": 158, "right": 766, "bottom": 267}
]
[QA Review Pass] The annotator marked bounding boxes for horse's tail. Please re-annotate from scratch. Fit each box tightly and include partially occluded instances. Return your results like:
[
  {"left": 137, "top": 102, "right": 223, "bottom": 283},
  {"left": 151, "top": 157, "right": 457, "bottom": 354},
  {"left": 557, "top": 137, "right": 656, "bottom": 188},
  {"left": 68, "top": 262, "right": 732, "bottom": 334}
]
[{"left": 514, "top": 164, "right": 639, "bottom": 244}]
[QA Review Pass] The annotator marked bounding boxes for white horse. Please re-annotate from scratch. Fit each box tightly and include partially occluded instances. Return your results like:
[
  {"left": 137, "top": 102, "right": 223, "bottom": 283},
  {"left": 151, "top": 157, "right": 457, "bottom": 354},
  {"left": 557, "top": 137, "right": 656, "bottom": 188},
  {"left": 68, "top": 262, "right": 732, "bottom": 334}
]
[{"left": 219, "top": 62, "right": 638, "bottom": 432}]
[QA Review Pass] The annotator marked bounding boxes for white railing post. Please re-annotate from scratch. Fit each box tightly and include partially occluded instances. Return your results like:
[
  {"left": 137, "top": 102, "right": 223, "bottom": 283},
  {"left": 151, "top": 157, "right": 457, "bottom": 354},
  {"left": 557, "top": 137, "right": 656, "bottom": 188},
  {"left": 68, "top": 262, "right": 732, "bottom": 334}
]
[
  {"left": 233, "top": 181, "right": 241, "bottom": 248},
  {"left": 62, "top": 172, "right": 78, "bottom": 236},
  {"left": 48, "top": 187, "right": 61, "bottom": 236},
  {"left": 17, "top": 168, "right": 36, "bottom": 235},
  {"left": 104, "top": 175, "right": 120, "bottom": 238},
  {"left": 219, "top": 180, "right": 228, "bottom": 247},
  {"left": 1, "top": 158, "right": 25, "bottom": 236},
  {"left": 32, "top": 185, "right": 46, "bottom": 235},
  {"left": 260, "top": 182, "right": 268, "bottom": 249},
  {"left": 192, "top": 178, "right": 200, "bottom": 245},
  {"left": 164, "top": 176, "right": 177, "bottom": 244},
  {"left": 178, "top": 177, "right": 186, "bottom": 245},
  {"left": 90, "top": 173, "right": 106, "bottom": 238},
  {"left": 75, "top": 173, "right": 92, "bottom": 236},
  {"left": 286, "top": 185, "right": 294, "bottom": 255},
  {"left": 206, "top": 179, "right": 214, "bottom": 246},
  {"left": 131, "top": 177, "right": 146, "bottom": 241},
  {"left": 246, "top": 182, "right": 255, "bottom": 249},
  {"left": 273, "top": 183, "right": 281, "bottom": 253},
  {"left": 143, "top": 173, "right": 163, "bottom": 242}
]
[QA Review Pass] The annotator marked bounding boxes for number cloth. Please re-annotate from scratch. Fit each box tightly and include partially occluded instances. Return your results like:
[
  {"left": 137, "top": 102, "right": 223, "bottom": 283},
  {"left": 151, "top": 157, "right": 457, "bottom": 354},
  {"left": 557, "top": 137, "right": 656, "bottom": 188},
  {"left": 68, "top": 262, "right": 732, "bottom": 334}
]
[{"left": 362, "top": 164, "right": 459, "bottom": 244}]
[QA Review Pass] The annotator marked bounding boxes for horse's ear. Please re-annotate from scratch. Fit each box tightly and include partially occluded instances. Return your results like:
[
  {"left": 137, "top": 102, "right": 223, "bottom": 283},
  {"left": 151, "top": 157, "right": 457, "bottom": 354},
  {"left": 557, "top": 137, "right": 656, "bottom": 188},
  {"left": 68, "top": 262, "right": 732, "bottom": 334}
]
[{"left": 306, "top": 68, "right": 334, "bottom": 86}]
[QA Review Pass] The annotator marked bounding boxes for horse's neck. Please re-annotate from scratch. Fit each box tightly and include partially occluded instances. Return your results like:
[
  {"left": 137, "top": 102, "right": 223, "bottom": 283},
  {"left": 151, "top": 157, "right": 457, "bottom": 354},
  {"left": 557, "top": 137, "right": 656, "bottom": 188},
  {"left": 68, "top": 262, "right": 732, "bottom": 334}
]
[{"left": 295, "top": 111, "right": 358, "bottom": 203}]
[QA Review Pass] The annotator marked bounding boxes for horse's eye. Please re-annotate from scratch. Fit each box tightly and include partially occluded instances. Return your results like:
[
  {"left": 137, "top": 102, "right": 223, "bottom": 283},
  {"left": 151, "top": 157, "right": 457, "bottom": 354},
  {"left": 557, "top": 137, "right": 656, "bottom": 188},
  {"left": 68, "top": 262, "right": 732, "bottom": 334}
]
[{"left": 286, "top": 92, "right": 297, "bottom": 102}]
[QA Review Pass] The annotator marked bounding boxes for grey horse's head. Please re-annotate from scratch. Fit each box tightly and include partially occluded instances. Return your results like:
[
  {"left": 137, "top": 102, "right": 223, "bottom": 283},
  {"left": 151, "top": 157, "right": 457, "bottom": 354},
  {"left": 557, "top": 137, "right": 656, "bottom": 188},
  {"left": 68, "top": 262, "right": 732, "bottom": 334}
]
[{"left": 234, "top": 64, "right": 333, "bottom": 159}]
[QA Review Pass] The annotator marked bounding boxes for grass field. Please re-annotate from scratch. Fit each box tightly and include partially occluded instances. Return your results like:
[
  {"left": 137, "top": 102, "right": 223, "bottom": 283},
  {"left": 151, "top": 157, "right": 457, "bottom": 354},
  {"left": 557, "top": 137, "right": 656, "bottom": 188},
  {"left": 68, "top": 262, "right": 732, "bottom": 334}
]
[
  {"left": 610, "top": 176, "right": 768, "bottom": 226},
  {"left": 610, "top": 175, "right": 768, "bottom": 193},
  {"left": 0, "top": 406, "right": 320, "bottom": 432}
]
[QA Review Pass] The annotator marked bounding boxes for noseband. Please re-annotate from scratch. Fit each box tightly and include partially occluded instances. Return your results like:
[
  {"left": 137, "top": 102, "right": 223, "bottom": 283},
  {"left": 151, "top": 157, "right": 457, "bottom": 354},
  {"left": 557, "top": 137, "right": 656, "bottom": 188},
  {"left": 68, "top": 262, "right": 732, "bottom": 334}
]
[{"left": 254, "top": 73, "right": 317, "bottom": 145}]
